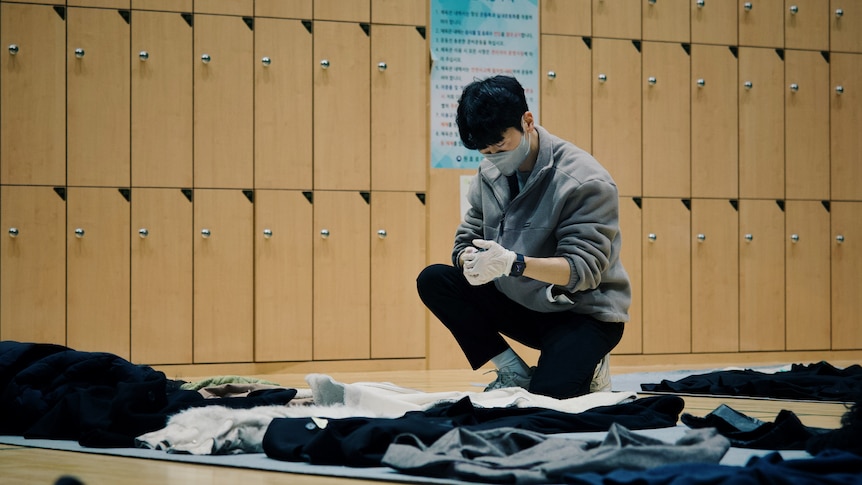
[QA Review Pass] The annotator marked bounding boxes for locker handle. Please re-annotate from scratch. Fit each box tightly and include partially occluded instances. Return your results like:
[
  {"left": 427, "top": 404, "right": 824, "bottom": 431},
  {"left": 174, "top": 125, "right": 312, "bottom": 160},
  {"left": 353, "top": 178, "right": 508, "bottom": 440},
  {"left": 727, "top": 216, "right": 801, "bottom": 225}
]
[
  {"left": 647, "top": 233, "right": 657, "bottom": 242},
  {"left": 790, "top": 83, "right": 799, "bottom": 92},
  {"left": 836, "top": 235, "right": 845, "bottom": 244},
  {"left": 547, "top": 71, "right": 556, "bottom": 80},
  {"left": 139, "top": 228, "right": 149, "bottom": 238},
  {"left": 696, "top": 0, "right": 705, "bottom": 8},
  {"left": 790, "top": 234, "right": 799, "bottom": 243},
  {"left": 320, "top": 59, "right": 330, "bottom": 69},
  {"left": 835, "top": 86, "right": 844, "bottom": 95},
  {"left": 697, "top": 234, "right": 706, "bottom": 242},
  {"left": 262, "top": 57, "right": 271, "bottom": 66},
  {"left": 201, "top": 54, "right": 211, "bottom": 64},
  {"left": 648, "top": 76, "right": 657, "bottom": 85},
  {"left": 74, "top": 48, "right": 85, "bottom": 59},
  {"left": 598, "top": 73, "right": 607, "bottom": 83},
  {"left": 744, "top": 234, "right": 754, "bottom": 242},
  {"left": 648, "top": 0, "right": 656, "bottom": 4},
  {"left": 835, "top": 9, "right": 843, "bottom": 18},
  {"left": 75, "top": 228, "right": 85, "bottom": 238},
  {"left": 139, "top": 51, "right": 149, "bottom": 61},
  {"left": 320, "top": 229, "right": 331, "bottom": 238},
  {"left": 377, "top": 229, "right": 387, "bottom": 239},
  {"left": 789, "top": 5, "right": 798, "bottom": 15},
  {"left": 8, "top": 228, "right": 19, "bottom": 238},
  {"left": 744, "top": 2, "right": 752, "bottom": 11},
  {"left": 744, "top": 81, "right": 753, "bottom": 90},
  {"left": 263, "top": 229, "right": 273, "bottom": 238},
  {"left": 377, "top": 62, "right": 387, "bottom": 72},
  {"left": 201, "top": 228, "right": 211, "bottom": 238},
  {"left": 8, "top": 44, "right": 19, "bottom": 55}
]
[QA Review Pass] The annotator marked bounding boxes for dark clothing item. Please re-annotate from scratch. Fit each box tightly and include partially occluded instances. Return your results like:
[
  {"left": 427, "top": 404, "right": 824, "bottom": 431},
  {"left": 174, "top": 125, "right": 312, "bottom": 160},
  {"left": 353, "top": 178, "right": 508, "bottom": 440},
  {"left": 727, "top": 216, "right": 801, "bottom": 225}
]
[
  {"left": 263, "top": 394, "right": 685, "bottom": 468},
  {"left": 640, "top": 361, "right": 862, "bottom": 402},
  {"left": 681, "top": 404, "right": 829, "bottom": 451},
  {"left": 417, "top": 264, "right": 624, "bottom": 399},
  {"left": 0, "top": 341, "right": 297, "bottom": 448},
  {"left": 564, "top": 449, "right": 862, "bottom": 485}
]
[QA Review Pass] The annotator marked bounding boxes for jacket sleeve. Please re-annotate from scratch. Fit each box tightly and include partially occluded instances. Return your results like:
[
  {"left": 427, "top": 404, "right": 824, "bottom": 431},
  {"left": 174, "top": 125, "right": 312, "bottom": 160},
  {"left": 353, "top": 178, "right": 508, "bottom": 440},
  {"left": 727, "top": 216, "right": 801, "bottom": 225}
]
[{"left": 451, "top": 175, "right": 484, "bottom": 266}]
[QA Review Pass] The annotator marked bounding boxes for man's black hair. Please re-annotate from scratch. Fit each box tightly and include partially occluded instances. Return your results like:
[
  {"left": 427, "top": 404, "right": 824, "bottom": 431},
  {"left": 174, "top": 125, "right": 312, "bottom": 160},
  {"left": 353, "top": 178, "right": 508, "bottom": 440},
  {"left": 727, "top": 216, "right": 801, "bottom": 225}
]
[{"left": 456, "top": 75, "right": 530, "bottom": 150}]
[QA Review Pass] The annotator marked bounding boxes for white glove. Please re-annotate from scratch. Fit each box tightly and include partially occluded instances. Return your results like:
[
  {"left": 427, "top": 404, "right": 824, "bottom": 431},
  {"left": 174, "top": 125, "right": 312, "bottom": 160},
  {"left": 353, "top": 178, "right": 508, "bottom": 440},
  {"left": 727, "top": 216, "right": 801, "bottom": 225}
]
[{"left": 462, "top": 239, "right": 516, "bottom": 286}]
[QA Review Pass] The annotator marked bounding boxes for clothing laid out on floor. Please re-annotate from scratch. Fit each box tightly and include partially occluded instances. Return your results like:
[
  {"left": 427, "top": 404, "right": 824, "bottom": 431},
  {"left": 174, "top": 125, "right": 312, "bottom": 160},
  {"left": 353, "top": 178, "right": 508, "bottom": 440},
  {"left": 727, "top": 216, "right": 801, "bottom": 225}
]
[{"left": 640, "top": 361, "right": 862, "bottom": 402}]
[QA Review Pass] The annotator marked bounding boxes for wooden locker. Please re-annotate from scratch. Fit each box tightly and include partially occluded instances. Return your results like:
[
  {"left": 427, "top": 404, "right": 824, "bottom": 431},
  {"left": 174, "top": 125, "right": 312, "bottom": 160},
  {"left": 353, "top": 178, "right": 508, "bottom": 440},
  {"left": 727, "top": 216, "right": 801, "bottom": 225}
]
[
  {"left": 66, "top": 188, "right": 131, "bottom": 359},
  {"left": 255, "top": 190, "right": 314, "bottom": 362},
  {"left": 131, "top": 10, "right": 193, "bottom": 188},
  {"left": 131, "top": 188, "right": 193, "bottom": 365},
  {"left": 643, "top": 0, "right": 690, "bottom": 43},
  {"left": 739, "top": 0, "right": 784, "bottom": 48},
  {"left": 642, "top": 198, "right": 691, "bottom": 354},
  {"left": 194, "top": 0, "right": 253, "bottom": 16},
  {"left": 314, "top": 0, "right": 370, "bottom": 22},
  {"left": 372, "top": 0, "right": 426, "bottom": 25},
  {"left": 831, "top": 202, "right": 862, "bottom": 349},
  {"left": 592, "top": 38, "right": 641, "bottom": 197},
  {"left": 831, "top": 0, "right": 862, "bottom": 53},
  {"left": 194, "top": 15, "right": 254, "bottom": 189},
  {"left": 0, "top": 3, "right": 65, "bottom": 186},
  {"left": 541, "top": 0, "right": 591, "bottom": 36},
  {"left": 68, "top": 0, "right": 129, "bottom": 7},
  {"left": 314, "top": 21, "right": 371, "bottom": 191},
  {"left": 541, "top": 35, "right": 592, "bottom": 152},
  {"left": 593, "top": 0, "right": 641, "bottom": 40},
  {"left": 67, "top": 7, "right": 131, "bottom": 187},
  {"left": 371, "top": 192, "right": 426, "bottom": 359},
  {"left": 784, "top": 0, "right": 829, "bottom": 51},
  {"left": 739, "top": 47, "right": 785, "bottom": 199},
  {"left": 0, "top": 187, "right": 66, "bottom": 345},
  {"left": 371, "top": 25, "right": 428, "bottom": 192},
  {"left": 830, "top": 53, "right": 862, "bottom": 201},
  {"left": 193, "top": 189, "right": 254, "bottom": 363},
  {"left": 785, "top": 50, "right": 830, "bottom": 200},
  {"left": 691, "top": 199, "right": 739, "bottom": 353},
  {"left": 692, "top": 44, "right": 738, "bottom": 199},
  {"left": 255, "top": 18, "right": 313, "bottom": 190},
  {"left": 313, "top": 191, "right": 371, "bottom": 360},
  {"left": 132, "top": 0, "right": 193, "bottom": 12},
  {"left": 692, "top": 0, "right": 738, "bottom": 45},
  {"left": 785, "top": 201, "right": 831, "bottom": 351},
  {"left": 614, "top": 197, "right": 642, "bottom": 354},
  {"left": 739, "top": 199, "right": 785, "bottom": 352},
  {"left": 642, "top": 41, "right": 690, "bottom": 198},
  {"left": 255, "top": 0, "right": 312, "bottom": 18}
]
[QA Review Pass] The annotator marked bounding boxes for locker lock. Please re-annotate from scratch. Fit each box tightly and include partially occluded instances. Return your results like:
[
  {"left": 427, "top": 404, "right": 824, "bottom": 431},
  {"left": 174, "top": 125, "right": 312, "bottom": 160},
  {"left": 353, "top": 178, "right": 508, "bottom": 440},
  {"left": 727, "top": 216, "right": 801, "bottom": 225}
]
[
  {"left": 377, "top": 229, "right": 387, "bottom": 239},
  {"left": 201, "top": 228, "right": 211, "bottom": 238},
  {"left": 648, "top": 76, "right": 657, "bottom": 85},
  {"left": 139, "top": 228, "right": 149, "bottom": 238},
  {"left": 835, "top": 85, "right": 844, "bottom": 95},
  {"left": 744, "top": 81, "right": 753, "bottom": 90},
  {"left": 75, "top": 48, "right": 85, "bottom": 59},
  {"left": 263, "top": 229, "right": 273, "bottom": 238},
  {"left": 75, "top": 228, "right": 85, "bottom": 238},
  {"left": 744, "top": 2, "right": 752, "bottom": 11},
  {"left": 696, "top": 0, "right": 705, "bottom": 8},
  {"left": 139, "top": 51, "right": 149, "bottom": 61},
  {"left": 647, "top": 233, "right": 657, "bottom": 242},
  {"left": 547, "top": 71, "right": 556, "bottom": 80},
  {"left": 648, "top": 0, "right": 656, "bottom": 4},
  {"left": 790, "top": 234, "right": 799, "bottom": 243},
  {"left": 790, "top": 83, "right": 799, "bottom": 92},
  {"left": 8, "top": 44, "right": 19, "bottom": 55},
  {"left": 696, "top": 79, "right": 706, "bottom": 88},
  {"left": 320, "top": 59, "right": 330, "bottom": 69},
  {"left": 8, "top": 227, "right": 19, "bottom": 238},
  {"left": 745, "top": 234, "right": 754, "bottom": 242},
  {"left": 201, "top": 54, "right": 211, "bottom": 64},
  {"left": 378, "top": 62, "right": 387, "bottom": 72},
  {"left": 789, "top": 5, "right": 798, "bottom": 15},
  {"left": 262, "top": 57, "right": 272, "bottom": 67},
  {"left": 598, "top": 73, "right": 607, "bottom": 83},
  {"left": 697, "top": 234, "right": 706, "bottom": 242},
  {"left": 320, "top": 229, "right": 331, "bottom": 239},
  {"left": 835, "top": 9, "right": 844, "bottom": 18},
  {"left": 836, "top": 235, "right": 845, "bottom": 244}
]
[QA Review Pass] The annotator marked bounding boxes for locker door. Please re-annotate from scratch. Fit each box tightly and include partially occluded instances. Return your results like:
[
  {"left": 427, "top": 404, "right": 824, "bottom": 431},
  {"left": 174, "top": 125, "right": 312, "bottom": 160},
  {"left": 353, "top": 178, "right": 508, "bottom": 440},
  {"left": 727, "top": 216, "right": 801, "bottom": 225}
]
[
  {"left": 69, "top": 1, "right": 129, "bottom": 7},
  {"left": 541, "top": 0, "right": 591, "bottom": 36},
  {"left": 785, "top": 50, "right": 830, "bottom": 200},
  {"left": 691, "top": 199, "right": 739, "bottom": 353},
  {"left": 784, "top": 0, "right": 829, "bottom": 51},
  {"left": 785, "top": 201, "right": 830, "bottom": 350},
  {"left": 739, "top": 0, "right": 784, "bottom": 48},
  {"left": 691, "top": 0, "right": 738, "bottom": 45},
  {"left": 541, "top": 35, "right": 592, "bottom": 152},
  {"left": 132, "top": 0, "right": 193, "bottom": 12},
  {"left": 371, "top": 25, "right": 427, "bottom": 192},
  {"left": 642, "top": 198, "right": 691, "bottom": 354},
  {"left": 314, "top": 191, "right": 370, "bottom": 360},
  {"left": 592, "top": 39, "right": 641, "bottom": 197},
  {"left": 67, "top": 8, "right": 130, "bottom": 187},
  {"left": 131, "top": 188, "right": 193, "bottom": 365},
  {"left": 593, "top": 0, "right": 641, "bottom": 40},
  {"left": 255, "top": 18, "right": 313, "bottom": 190},
  {"left": 0, "top": 3, "right": 65, "bottom": 186},
  {"left": 643, "top": 0, "right": 690, "bottom": 43},
  {"left": 371, "top": 192, "right": 426, "bottom": 359},
  {"left": 831, "top": 202, "right": 862, "bottom": 349},
  {"left": 739, "top": 200, "right": 784, "bottom": 351},
  {"left": 739, "top": 47, "right": 784, "bottom": 199},
  {"left": 314, "top": 0, "right": 370, "bottom": 22},
  {"left": 255, "top": 190, "right": 313, "bottom": 362},
  {"left": 692, "top": 45, "right": 738, "bottom": 199},
  {"left": 614, "top": 197, "right": 642, "bottom": 354},
  {"left": 194, "top": 15, "right": 253, "bottom": 189},
  {"left": 67, "top": 188, "right": 131, "bottom": 359},
  {"left": 194, "top": 0, "right": 253, "bottom": 16},
  {"left": 131, "top": 11, "right": 193, "bottom": 188},
  {"left": 0, "top": 187, "right": 66, "bottom": 344},
  {"left": 643, "top": 41, "right": 690, "bottom": 198},
  {"left": 193, "top": 189, "right": 254, "bottom": 363},
  {"left": 372, "top": 0, "right": 426, "bottom": 25},
  {"left": 830, "top": 53, "right": 862, "bottom": 201},
  {"left": 254, "top": 0, "right": 311, "bottom": 18},
  {"left": 314, "top": 21, "right": 370, "bottom": 190},
  {"left": 831, "top": 0, "right": 862, "bottom": 53}
]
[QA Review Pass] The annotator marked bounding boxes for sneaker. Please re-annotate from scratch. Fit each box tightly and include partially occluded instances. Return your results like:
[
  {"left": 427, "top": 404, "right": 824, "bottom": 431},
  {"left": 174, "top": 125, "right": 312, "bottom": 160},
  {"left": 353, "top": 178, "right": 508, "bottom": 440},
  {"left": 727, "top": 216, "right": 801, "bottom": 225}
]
[
  {"left": 484, "top": 367, "right": 533, "bottom": 392},
  {"left": 590, "top": 353, "right": 612, "bottom": 392}
]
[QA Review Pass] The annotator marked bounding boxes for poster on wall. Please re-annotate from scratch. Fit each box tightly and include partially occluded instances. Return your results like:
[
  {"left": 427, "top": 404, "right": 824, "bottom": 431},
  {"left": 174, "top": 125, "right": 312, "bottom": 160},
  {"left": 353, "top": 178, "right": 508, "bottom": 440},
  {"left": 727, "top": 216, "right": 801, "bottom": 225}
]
[{"left": 430, "top": 0, "right": 539, "bottom": 170}]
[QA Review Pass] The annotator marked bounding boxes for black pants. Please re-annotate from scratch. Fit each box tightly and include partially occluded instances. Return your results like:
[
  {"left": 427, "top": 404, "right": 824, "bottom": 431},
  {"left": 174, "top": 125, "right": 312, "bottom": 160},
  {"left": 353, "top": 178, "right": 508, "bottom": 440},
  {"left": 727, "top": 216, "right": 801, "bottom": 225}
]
[{"left": 417, "top": 264, "right": 624, "bottom": 399}]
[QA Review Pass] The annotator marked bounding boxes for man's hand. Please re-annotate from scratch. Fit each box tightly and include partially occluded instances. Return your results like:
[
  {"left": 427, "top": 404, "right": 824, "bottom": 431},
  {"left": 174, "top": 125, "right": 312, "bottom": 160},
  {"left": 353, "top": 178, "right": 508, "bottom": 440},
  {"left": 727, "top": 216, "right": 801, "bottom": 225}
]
[{"left": 462, "top": 239, "right": 516, "bottom": 285}]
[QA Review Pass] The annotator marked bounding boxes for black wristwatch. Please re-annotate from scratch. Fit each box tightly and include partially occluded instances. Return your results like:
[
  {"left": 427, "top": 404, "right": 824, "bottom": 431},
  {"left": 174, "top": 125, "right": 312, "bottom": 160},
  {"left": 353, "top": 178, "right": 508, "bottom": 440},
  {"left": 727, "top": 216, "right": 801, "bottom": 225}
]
[{"left": 509, "top": 253, "right": 526, "bottom": 277}]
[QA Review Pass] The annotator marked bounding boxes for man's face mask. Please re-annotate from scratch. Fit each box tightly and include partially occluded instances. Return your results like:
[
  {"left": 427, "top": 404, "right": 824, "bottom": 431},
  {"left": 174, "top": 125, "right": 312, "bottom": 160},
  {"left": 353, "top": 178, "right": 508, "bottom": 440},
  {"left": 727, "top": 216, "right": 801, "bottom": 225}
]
[{"left": 484, "top": 123, "right": 530, "bottom": 176}]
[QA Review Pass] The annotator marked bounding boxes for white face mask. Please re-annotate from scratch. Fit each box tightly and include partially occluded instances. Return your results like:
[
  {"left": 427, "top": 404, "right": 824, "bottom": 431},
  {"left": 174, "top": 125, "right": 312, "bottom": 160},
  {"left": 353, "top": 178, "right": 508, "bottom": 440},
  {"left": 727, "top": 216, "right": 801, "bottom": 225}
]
[{"left": 484, "top": 125, "right": 530, "bottom": 176}]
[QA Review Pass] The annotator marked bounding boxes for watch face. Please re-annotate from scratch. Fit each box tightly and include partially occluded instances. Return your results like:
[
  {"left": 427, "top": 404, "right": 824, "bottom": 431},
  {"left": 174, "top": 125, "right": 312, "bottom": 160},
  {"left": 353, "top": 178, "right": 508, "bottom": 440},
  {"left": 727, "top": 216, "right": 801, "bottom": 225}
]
[{"left": 511, "top": 261, "right": 526, "bottom": 276}]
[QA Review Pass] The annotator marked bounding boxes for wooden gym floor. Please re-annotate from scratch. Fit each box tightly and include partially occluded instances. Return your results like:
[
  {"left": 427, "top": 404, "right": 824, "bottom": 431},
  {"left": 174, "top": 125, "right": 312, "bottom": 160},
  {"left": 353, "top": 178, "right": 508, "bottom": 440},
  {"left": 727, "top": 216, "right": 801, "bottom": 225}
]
[{"left": 0, "top": 367, "right": 851, "bottom": 485}]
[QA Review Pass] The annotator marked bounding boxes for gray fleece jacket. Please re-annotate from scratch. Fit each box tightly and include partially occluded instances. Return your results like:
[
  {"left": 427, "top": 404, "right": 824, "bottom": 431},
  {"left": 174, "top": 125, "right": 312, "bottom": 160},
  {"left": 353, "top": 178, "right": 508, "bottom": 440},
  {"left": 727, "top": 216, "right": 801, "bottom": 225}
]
[{"left": 452, "top": 125, "right": 631, "bottom": 322}]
